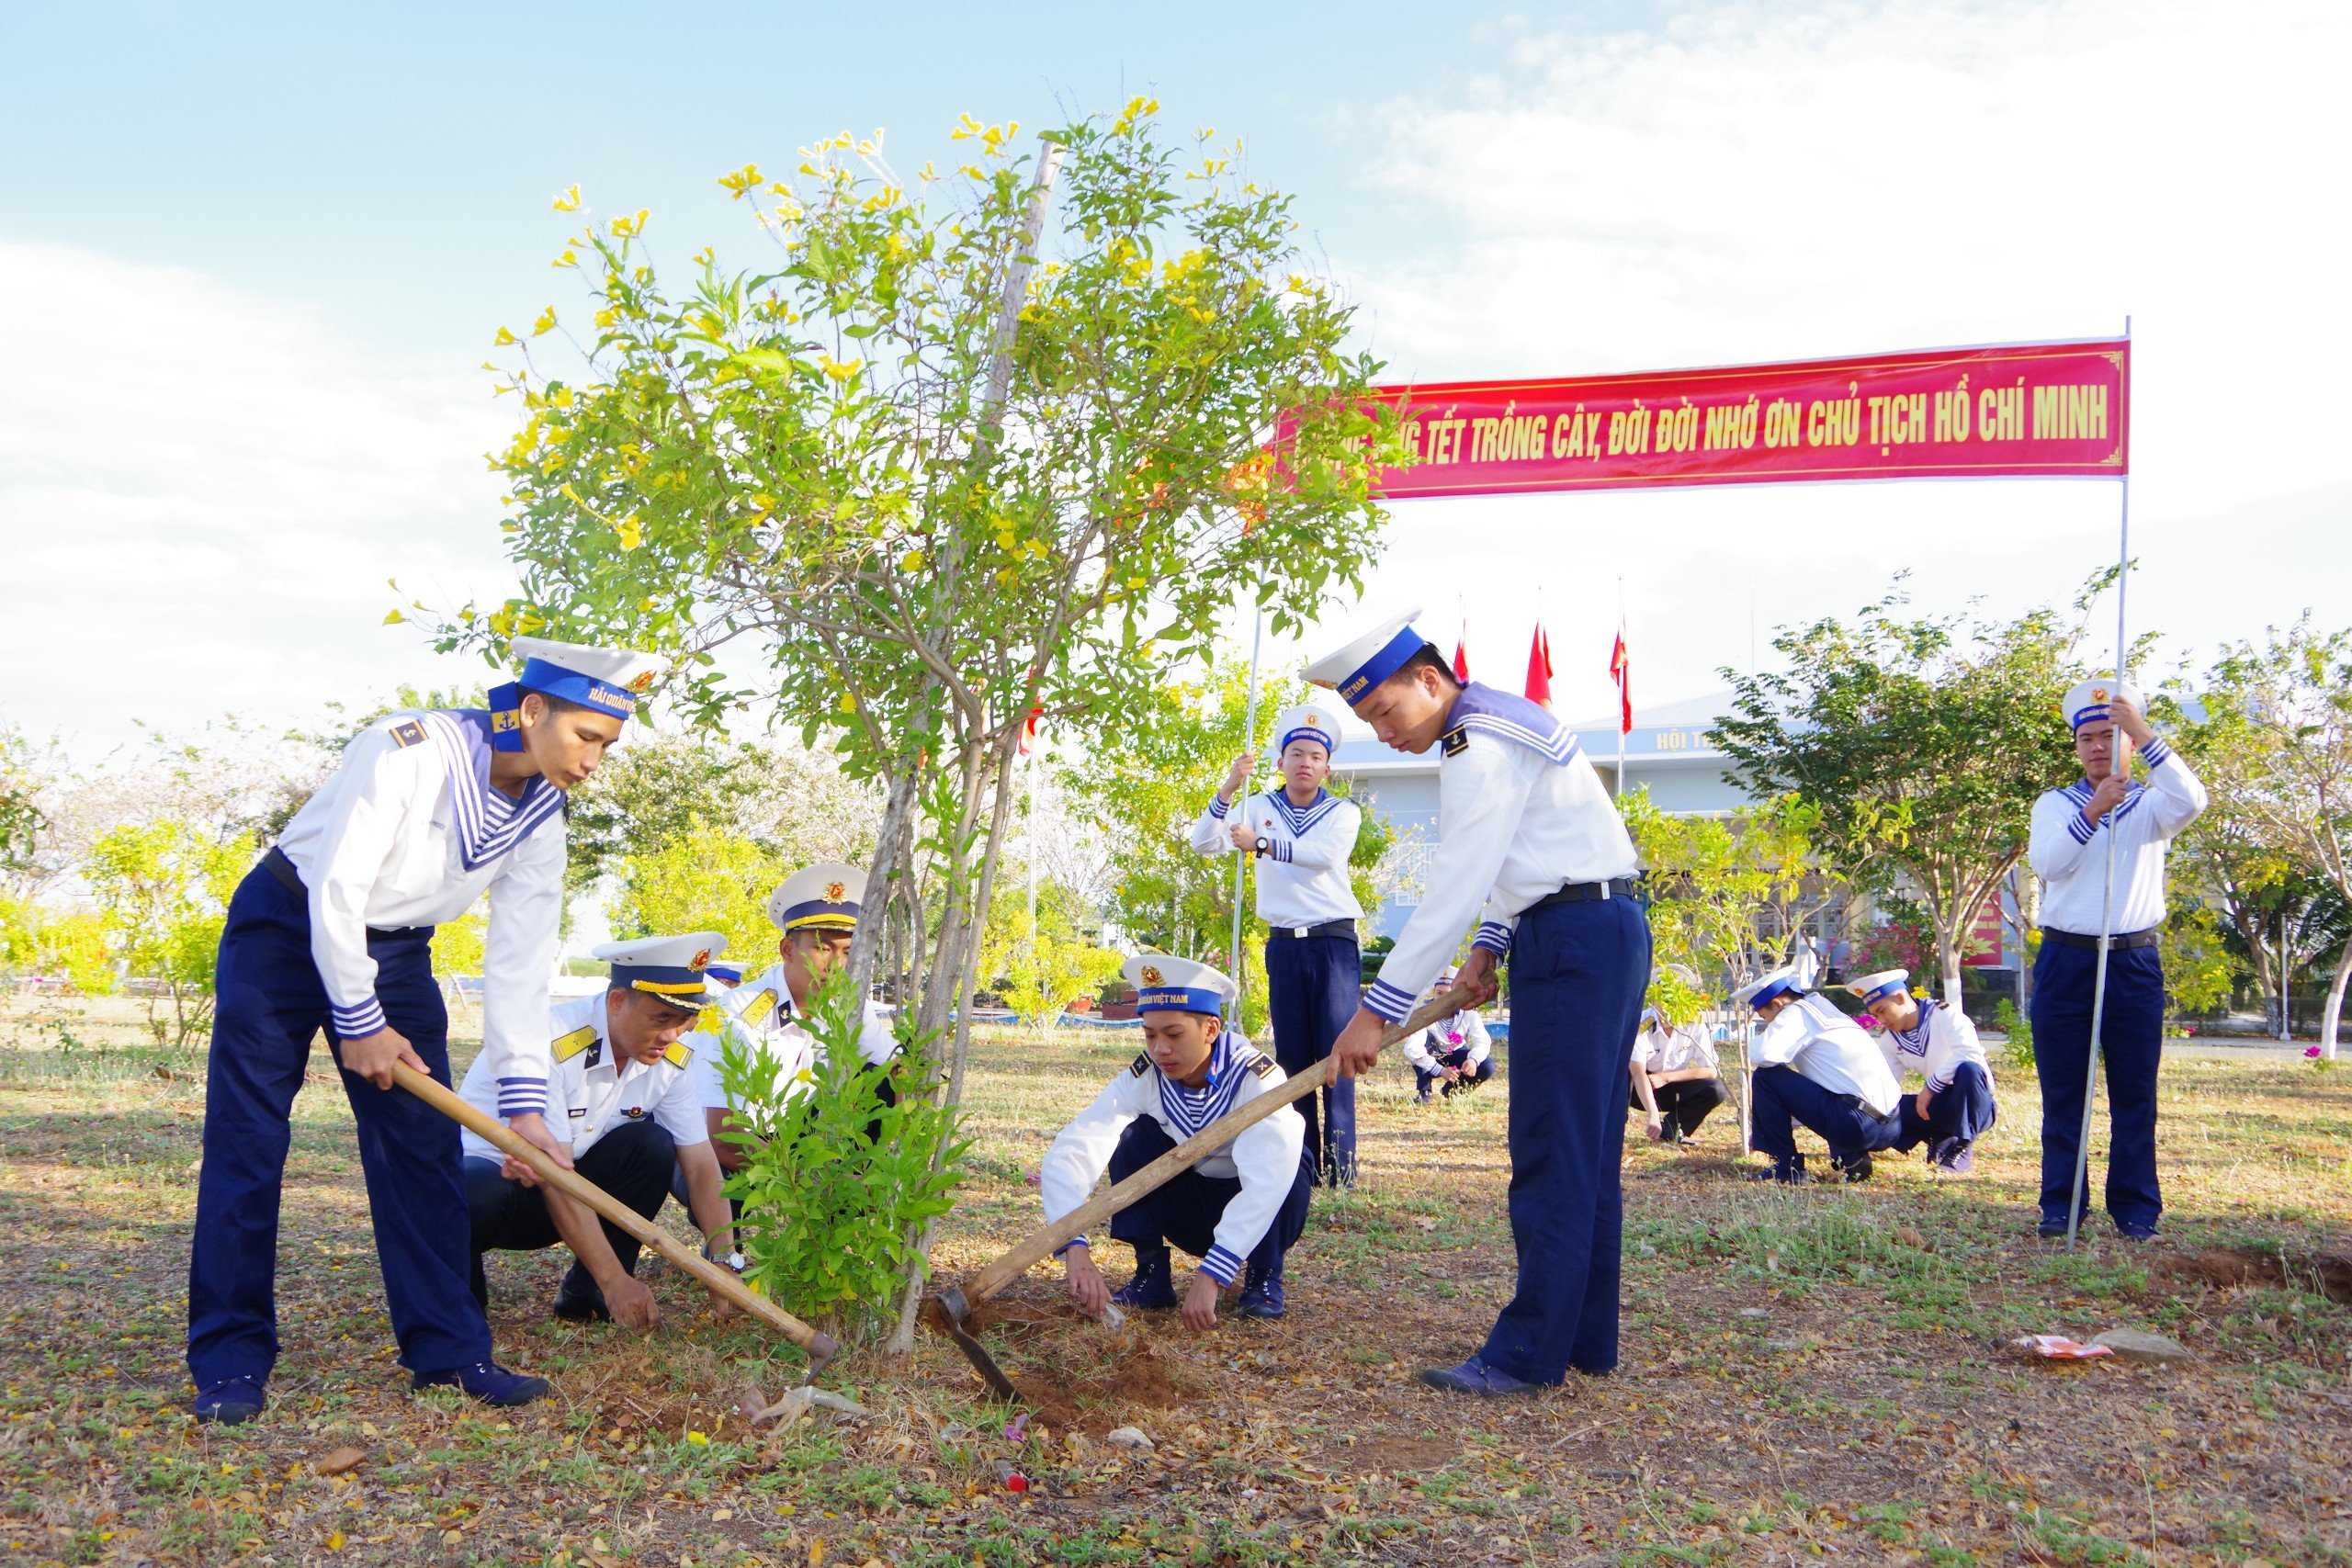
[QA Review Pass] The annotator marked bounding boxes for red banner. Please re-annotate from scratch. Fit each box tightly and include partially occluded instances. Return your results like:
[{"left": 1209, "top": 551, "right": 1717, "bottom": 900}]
[{"left": 1369, "top": 339, "right": 2128, "bottom": 498}]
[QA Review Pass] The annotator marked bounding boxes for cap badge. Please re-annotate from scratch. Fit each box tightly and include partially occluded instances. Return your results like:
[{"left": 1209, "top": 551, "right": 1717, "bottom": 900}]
[
  {"left": 690, "top": 948, "right": 711, "bottom": 969},
  {"left": 2092, "top": 685, "right": 2109, "bottom": 702},
  {"left": 628, "top": 670, "right": 657, "bottom": 693},
  {"left": 1140, "top": 964, "right": 1163, "bottom": 986},
  {"left": 824, "top": 881, "right": 847, "bottom": 902}
]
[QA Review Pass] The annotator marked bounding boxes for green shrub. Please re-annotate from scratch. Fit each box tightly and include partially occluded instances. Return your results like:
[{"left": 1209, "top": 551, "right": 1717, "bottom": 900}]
[
  {"left": 718, "top": 971, "right": 967, "bottom": 1340},
  {"left": 1995, "top": 997, "right": 2034, "bottom": 1071}
]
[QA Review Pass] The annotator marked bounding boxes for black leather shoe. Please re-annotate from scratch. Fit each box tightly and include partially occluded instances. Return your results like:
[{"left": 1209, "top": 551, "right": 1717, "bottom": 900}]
[
  {"left": 192, "top": 1375, "right": 267, "bottom": 1426},
  {"left": 551, "top": 1266, "right": 611, "bottom": 1323}
]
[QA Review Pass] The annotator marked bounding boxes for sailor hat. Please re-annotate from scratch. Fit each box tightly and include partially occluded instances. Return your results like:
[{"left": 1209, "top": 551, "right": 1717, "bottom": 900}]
[
  {"left": 1122, "top": 953, "right": 1238, "bottom": 1020},
  {"left": 2063, "top": 677, "right": 2143, "bottom": 732},
  {"left": 1270, "top": 703, "right": 1341, "bottom": 758},
  {"left": 594, "top": 931, "right": 729, "bottom": 1009},
  {"left": 1303, "top": 608, "right": 1439, "bottom": 707},
  {"left": 767, "top": 863, "right": 866, "bottom": 933},
  {"left": 1845, "top": 968, "right": 1913, "bottom": 1006},
  {"left": 485, "top": 637, "right": 669, "bottom": 750},
  {"left": 1732, "top": 964, "right": 1802, "bottom": 1011}
]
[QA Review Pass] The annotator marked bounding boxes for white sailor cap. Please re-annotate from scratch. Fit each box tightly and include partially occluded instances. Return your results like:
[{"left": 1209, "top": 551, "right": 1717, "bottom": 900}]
[
  {"left": 2063, "top": 677, "right": 2143, "bottom": 732},
  {"left": 1122, "top": 953, "right": 1237, "bottom": 1019},
  {"left": 593, "top": 931, "right": 729, "bottom": 1008},
  {"left": 1845, "top": 968, "right": 1913, "bottom": 1006},
  {"left": 1303, "top": 608, "right": 1439, "bottom": 706},
  {"left": 767, "top": 863, "right": 866, "bottom": 933},
  {"left": 1732, "top": 964, "right": 1802, "bottom": 1010},
  {"left": 1269, "top": 703, "right": 1341, "bottom": 758},
  {"left": 510, "top": 636, "right": 669, "bottom": 720}
]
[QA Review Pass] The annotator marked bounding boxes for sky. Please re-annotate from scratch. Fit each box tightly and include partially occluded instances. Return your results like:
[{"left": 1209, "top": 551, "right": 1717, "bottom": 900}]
[{"left": 4, "top": 0, "right": 2345, "bottom": 755}]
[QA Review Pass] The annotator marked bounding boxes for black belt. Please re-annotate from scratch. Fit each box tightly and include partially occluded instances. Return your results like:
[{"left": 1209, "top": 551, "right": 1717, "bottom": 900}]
[
  {"left": 1267, "top": 919, "right": 1357, "bottom": 942},
  {"left": 2043, "top": 927, "right": 2159, "bottom": 951},
  {"left": 262, "top": 845, "right": 304, "bottom": 895},
  {"left": 1527, "top": 877, "right": 1638, "bottom": 911}
]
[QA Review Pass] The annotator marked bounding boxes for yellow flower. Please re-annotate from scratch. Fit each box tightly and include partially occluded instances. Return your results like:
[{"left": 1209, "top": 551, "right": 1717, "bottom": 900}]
[
  {"left": 493, "top": 326, "right": 517, "bottom": 346},
  {"left": 550, "top": 185, "right": 582, "bottom": 212},
  {"left": 531, "top": 308, "right": 557, "bottom": 336},
  {"left": 685, "top": 1430, "right": 709, "bottom": 1446},
  {"left": 552, "top": 247, "right": 578, "bottom": 269},
  {"left": 327, "top": 1531, "right": 346, "bottom": 1551}
]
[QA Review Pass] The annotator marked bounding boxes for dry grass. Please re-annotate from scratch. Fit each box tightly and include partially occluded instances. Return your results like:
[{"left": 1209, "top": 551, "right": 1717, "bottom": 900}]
[{"left": 3, "top": 997, "right": 2350, "bottom": 1566}]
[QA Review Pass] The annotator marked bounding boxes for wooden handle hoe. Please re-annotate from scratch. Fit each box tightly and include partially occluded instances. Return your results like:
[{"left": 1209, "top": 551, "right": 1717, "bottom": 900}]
[
  {"left": 390, "top": 1062, "right": 842, "bottom": 1375},
  {"left": 927, "top": 977, "right": 1495, "bottom": 1397}
]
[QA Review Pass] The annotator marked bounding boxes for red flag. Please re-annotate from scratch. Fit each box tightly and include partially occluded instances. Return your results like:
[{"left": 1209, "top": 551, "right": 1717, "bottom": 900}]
[
  {"left": 1017, "top": 704, "right": 1045, "bottom": 757},
  {"left": 1524, "top": 624, "right": 1554, "bottom": 710},
  {"left": 1609, "top": 622, "right": 1632, "bottom": 734},
  {"left": 1452, "top": 626, "right": 1471, "bottom": 683}
]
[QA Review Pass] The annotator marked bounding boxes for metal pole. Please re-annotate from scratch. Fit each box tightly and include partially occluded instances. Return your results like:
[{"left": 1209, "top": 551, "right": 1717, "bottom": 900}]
[
  {"left": 2065, "top": 317, "right": 2132, "bottom": 1254},
  {"left": 1228, "top": 605, "right": 1266, "bottom": 1002}
]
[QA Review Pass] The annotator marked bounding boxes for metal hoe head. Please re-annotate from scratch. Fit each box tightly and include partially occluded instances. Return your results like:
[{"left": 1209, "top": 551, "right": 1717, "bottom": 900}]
[{"left": 924, "top": 1287, "right": 1023, "bottom": 1403}]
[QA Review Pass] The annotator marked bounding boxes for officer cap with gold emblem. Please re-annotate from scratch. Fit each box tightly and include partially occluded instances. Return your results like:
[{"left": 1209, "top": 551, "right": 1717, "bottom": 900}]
[
  {"left": 487, "top": 637, "right": 670, "bottom": 752},
  {"left": 2062, "top": 677, "right": 2143, "bottom": 732},
  {"left": 1845, "top": 968, "right": 1913, "bottom": 1006},
  {"left": 1270, "top": 702, "right": 1341, "bottom": 759},
  {"left": 1122, "top": 953, "right": 1238, "bottom": 1020},
  {"left": 1303, "top": 607, "right": 1440, "bottom": 707},
  {"left": 593, "top": 932, "right": 728, "bottom": 1010},
  {"left": 767, "top": 863, "right": 866, "bottom": 933}
]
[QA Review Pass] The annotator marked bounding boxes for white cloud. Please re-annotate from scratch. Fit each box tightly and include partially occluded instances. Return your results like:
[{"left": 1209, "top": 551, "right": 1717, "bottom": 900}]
[
  {"left": 0, "top": 239, "right": 516, "bottom": 750},
  {"left": 1302, "top": 0, "right": 2350, "bottom": 715}
]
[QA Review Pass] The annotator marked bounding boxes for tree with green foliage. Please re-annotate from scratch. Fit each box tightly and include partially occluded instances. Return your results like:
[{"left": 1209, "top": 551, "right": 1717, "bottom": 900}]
[
  {"left": 612, "top": 826, "right": 791, "bottom": 963},
  {"left": 2159, "top": 904, "right": 2239, "bottom": 1023},
  {"left": 449, "top": 103, "right": 1401, "bottom": 1346},
  {"left": 83, "top": 818, "right": 254, "bottom": 1046},
  {"left": 1713, "top": 577, "right": 2095, "bottom": 1005},
  {"left": 1620, "top": 788, "right": 1838, "bottom": 999}
]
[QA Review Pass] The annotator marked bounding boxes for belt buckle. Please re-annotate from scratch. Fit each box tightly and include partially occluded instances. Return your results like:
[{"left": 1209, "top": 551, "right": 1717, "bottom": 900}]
[{"left": 1294, "top": 926, "right": 1310, "bottom": 940}]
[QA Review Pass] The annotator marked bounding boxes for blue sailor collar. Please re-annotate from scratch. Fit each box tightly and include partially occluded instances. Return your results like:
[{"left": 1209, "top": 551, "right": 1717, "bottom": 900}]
[
  {"left": 424, "top": 711, "right": 568, "bottom": 873},
  {"left": 1262, "top": 784, "right": 1343, "bottom": 835},
  {"left": 1440, "top": 682, "right": 1583, "bottom": 766},
  {"left": 1156, "top": 1028, "right": 1250, "bottom": 1138},
  {"left": 1888, "top": 996, "right": 1935, "bottom": 1056},
  {"left": 2061, "top": 773, "right": 2147, "bottom": 826}
]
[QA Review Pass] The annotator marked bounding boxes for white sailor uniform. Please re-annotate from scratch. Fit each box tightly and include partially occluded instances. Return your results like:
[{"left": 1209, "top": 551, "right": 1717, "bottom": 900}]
[
  {"left": 1746, "top": 989, "right": 1904, "bottom": 1178},
  {"left": 1873, "top": 997, "right": 1997, "bottom": 1156},
  {"left": 2025, "top": 682, "right": 2207, "bottom": 1234},
  {"left": 1404, "top": 1001, "right": 1493, "bottom": 1101},
  {"left": 1628, "top": 1017, "right": 1727, "bottom": 1139},
  {"left": 691, "top": 963, "right": 901, "bottom": 1131},
  {"left": 1042, "top": 1030, "right": 1311, "bottom": 1291},
  {"left": 1309, "top": 608, "right": 1649, "bottom": 1386}
]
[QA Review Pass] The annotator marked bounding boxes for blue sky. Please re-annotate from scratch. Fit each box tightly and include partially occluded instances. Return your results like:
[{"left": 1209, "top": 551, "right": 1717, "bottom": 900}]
[{"left": 5, "top": 1, "right": 2346, "bottom": 751}]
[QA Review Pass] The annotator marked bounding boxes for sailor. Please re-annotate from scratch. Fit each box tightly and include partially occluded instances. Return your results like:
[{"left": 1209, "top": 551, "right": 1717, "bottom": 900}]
[
  {"left": 704, "top": 962, "right": 746, "bottom": 989},
  {"left": 1046, "top": 954, "right": 1312, "bottom": 1325},
  {"left": 1306, "top": 609, "right": 1647, "bottom": 1396},
  {"left": 2027, "top": 682, "right": 2206, "bottom": 1239},
  {"left": 1846, "top": 968, "right": 1996, "bottom": 1174},
  {"left": 458, "top": 934, "right": 740, "bottom": 1325},
  {"left": 1628, "top": 998, "right": 1728, "bottom": 1145},
  {"left": 1401, "top": 966, "right": 1494, "bottom": 1104},
  {"left": 689, "top": 863, "right": 901, "bottom": 1173},
  {"left": 1736, "top": 966, "right": 1903, "bottom": 1183},
  {"left": 1190, "top": 702, "right": 1364, "bottom": 1186},
  {"left": 187, "top": 637, "right": 663, "bottom": 1424}
]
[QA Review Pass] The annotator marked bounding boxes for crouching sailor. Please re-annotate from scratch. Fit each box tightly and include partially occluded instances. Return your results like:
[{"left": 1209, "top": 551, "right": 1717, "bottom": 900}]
[
  {"left": 1402, "top": 967, "right": 1494, "bottom": 1104},
  {"left": 1046, "top": 955, "right": 1312, "bottom": 1326},
  {"left": 187, "top": 637, "right": 662, "bottom": 1423},
  {"left": 1847, "top": 968, "right": 1996, "bottom": 1174},
  {"left": 1737, "top": 965, "right": 1903, "bottom": 1184},
  {"left": 458, "top": 935, "right": 741, "bottom": 1326}
]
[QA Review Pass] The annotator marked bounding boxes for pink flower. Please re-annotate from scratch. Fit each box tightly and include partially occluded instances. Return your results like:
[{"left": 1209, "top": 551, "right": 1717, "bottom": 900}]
[{"left": 2306, "top": 1046, "right": 2324, "bottom": 1059}]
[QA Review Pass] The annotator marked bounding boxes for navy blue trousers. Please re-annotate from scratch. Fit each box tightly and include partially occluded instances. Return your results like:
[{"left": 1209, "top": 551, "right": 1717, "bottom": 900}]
[
  {"left": 187, "top": 864, "right": 491, "bottom": 1385},
  {"left": 1748, "top": 1065, "right": 1902, "bottom": 1170},
  {"left": 1476, "top": 895, "right": 1649, "bottom": 1384},
  {"left": 1264, "top": 932, "right": 1359, "bottom": 1183},
  {"left": 468, "top": 1118, "right": 677, "bottom": 1304},
  {"left": 2030, "top": 941, "right": 2165, "bottom": 1230},
  {"left": 1416, "top": 1048, "right": 1496, "bottom": 1100},
  {"left": 1893, "top": 1061, "right": 1999, "bottom": 1149},
  {"left": 1105, "top": 1118, "right": 1313, "bottom": 1279}
]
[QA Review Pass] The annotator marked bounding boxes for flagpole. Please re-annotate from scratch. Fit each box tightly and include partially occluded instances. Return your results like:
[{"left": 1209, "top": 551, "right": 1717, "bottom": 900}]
[
  {"left": 1229, "top": 604, "right": 1265, "bottom": 1005},
  {"left": 1615, "top": 577, "right": 1628, "bottom": 799},
  {"left": 2065, "top": 314, "right": 2132, "bottom": 1255}
]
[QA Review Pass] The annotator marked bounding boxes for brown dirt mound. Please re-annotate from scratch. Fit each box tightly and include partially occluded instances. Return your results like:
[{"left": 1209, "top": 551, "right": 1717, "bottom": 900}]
[
  {"left": 936, "top": 1283, "right": 1190, "bottom": 1433},
  {"left": 2157, "top": 1246, "right": 2352, "bottom": 1304}
]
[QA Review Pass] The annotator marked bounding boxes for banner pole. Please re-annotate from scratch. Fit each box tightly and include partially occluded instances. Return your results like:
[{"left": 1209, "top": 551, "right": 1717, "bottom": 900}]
[
  {"left": 2064, "top": 316, "right": 2132, "bottom": 1254},
  {"left": 1229, "top": 604, "right": 1266, "bottom": 1004}
]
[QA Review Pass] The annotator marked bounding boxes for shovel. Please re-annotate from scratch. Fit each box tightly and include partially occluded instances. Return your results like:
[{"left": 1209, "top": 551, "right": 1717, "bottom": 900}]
[
  {"left": 390, "top": 1062, "right": 842, "bottom": 1377},
  {"left": 926, "top": 978, "right": 1494, "bottom": 1398}
]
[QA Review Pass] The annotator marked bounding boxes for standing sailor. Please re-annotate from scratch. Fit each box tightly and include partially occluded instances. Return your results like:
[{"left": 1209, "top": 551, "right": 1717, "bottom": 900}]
[
  {"left": 187, "top": 638, "right": 663, "bottom": 1423},
  {"left": 1846, "top": 968, "right": 1997, "bottom": 1173},
  {"left": 2027, "top": 684, "right": 2205, "bottom": 1239},
  {"left": 1402, "top": 966, "right": 1494, "bottom": 1104},
  {"left": 1736, "top": 966, "right": 1903, "bottom": 1183},
  {"left": 1306, "top": 610, "right": 1647, "bottom": 1396},
  {"left": 1047, "top": 955, "right": 1312, "bottom": 1324},
  {"left": 1191, "top": 704, "right": 1364, "bottom": 1186}
]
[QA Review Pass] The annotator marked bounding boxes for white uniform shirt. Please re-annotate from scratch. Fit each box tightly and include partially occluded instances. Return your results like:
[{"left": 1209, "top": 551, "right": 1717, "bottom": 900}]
[
  {"left": 1631, "top": 1021, "right": 1720, "bottom": 1077},
  {"left": 274, "top": 710, "right": 567, "bottom": 1116},
  {"left": 456, "top": 991, "right": 707, "bottom": 1161},
  {"left": 1190, "top": 787, "right": 1364, "bottom": 930},
  {"left": 689, "top": 961, "right": 899, "bottom": 1119},
  {"left": 1751, "top": 993, "right": 1902, "bottom": 1119},
  {"left": 1041, "top": 1031, "right": 1305, "bottom": 1286},
  {"left": 1363, "top": 685, "right": 1639, "bottom": 1022},
  {"left": 1876, "top": 998, "right": 1992, "bottom": 1095},
  {"left": 1402, "top": 1008, "right": 1492, "bottom": 1072},
  {"left": 2028, "top": 736, "right": 2207, "bottom": 936}
]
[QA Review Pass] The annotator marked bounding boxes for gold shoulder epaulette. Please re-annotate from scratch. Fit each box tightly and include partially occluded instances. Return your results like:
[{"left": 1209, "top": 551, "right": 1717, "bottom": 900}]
[
  {"left": 662, "top": 1040, "right": 694, "bottom": 1070},
  {"left": 551, "top": 1025, "right": 598, "bottom": 1064},
  {"left": 1441, "top": 725, "right": 1469, "bottom": 758},
  {"left": 741, "top": 989, "right": 779, "bottom": 1027}
]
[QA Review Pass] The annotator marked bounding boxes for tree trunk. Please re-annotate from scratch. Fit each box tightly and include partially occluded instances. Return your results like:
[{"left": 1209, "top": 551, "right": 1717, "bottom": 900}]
[
  {"left": 2324, "top": 925, "right": 2352, "bottom": 1060},
  {"left": 2278, "top": 917, "right": 2292, "bottom": 1042}
]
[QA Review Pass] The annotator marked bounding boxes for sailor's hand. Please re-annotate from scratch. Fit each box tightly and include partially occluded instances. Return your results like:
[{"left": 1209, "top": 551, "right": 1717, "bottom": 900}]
[
  {"left": 1645, "top": 1115, "right": 1667, "bottom": 1141},
  {"left": 1228, "top": 822, "right": 1261, "bottom": 852},
  {"left": 1063, "top": 1245, "right": 1110, "bottom": 1321},
  {"left": 1182, "top": 1272, "right": 1221, "bottom": 1332},
  {"left": 1331, "top": 1009, "right": 1387, "bottom": 1080},
  {"left": 503, "top": 1113, "right": 575, "bottom": 1183},
  {"left": 2108, "top": 694, "right": 2155, "bottom": 746},
  {"left": 2084, "top": 772, "right": 2131, "bottom": 823},
  {"left": 1454, "top": 948, "right": 1499, "bottom": 999},
  {"left": 605, "top": 1275, "right": 659, "bottom": 1330},
  {"left": 1219, "top": 751, "right": 1256, "bottom": 799},
  {"left": 1916, "top": 1087, "right": 1935, "bottom": 1120},
  {"left": 339, "top": 1026, "right": 426, "bottom": 1090}
]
